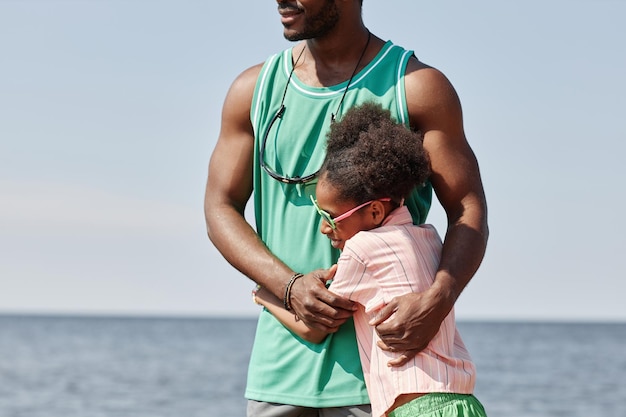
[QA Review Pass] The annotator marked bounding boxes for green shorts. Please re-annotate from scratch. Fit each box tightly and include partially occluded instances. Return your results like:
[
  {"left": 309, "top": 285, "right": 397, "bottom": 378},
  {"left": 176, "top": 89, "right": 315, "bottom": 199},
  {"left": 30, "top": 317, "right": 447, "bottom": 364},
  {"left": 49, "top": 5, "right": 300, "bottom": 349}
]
[{"left": 388, "top": 393, "right": 486, "bottom": 417}]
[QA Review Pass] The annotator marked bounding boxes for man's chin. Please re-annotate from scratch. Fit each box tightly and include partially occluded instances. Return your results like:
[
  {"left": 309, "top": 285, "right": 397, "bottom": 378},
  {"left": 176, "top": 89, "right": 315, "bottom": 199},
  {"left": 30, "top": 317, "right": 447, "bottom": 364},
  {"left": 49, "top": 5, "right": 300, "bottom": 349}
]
[{"left": 283, "top": 31, "right": 306, "bottom": 42}]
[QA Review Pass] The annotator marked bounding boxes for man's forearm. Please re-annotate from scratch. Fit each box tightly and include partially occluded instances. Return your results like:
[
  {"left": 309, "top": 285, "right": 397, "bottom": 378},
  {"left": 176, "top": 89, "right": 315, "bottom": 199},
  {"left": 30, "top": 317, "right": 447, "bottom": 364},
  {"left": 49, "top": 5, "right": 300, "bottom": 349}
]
[
  {"left": 206, "top": 204, "right": 293, "bottom": 298},
  {"left": 435, "top": 206, "right": 489, "bottom": 308}
]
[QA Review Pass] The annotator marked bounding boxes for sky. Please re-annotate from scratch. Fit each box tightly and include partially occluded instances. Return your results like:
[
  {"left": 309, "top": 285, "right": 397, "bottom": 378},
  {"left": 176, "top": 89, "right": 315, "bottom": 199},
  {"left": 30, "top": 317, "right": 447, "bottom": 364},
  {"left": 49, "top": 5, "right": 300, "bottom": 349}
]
[{"left": 1, "top": 1, "right": 625, "bottom": 322}]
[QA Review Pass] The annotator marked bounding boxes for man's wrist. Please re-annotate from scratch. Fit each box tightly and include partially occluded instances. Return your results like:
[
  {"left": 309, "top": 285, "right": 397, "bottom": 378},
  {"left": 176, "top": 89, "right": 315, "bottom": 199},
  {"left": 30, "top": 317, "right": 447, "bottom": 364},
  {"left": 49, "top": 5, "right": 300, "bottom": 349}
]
[{"left": 429, "top": 273, "right": 458, "bottom": 314}]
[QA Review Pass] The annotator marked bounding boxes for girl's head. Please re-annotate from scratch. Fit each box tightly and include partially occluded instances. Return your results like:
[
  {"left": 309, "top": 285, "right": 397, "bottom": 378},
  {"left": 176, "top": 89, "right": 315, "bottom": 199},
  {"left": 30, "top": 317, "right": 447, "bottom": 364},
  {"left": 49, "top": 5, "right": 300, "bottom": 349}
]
[{"left": 312, "top": 102, "right": 430, "bottom": 249}]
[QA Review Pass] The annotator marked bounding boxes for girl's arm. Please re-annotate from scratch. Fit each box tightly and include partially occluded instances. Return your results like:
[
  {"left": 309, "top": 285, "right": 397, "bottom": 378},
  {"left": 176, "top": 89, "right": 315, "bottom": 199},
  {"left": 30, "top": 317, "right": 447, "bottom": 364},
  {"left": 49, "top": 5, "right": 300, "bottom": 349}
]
[{"left": 253, "top": 286, "right": 328, "bottom": 344}]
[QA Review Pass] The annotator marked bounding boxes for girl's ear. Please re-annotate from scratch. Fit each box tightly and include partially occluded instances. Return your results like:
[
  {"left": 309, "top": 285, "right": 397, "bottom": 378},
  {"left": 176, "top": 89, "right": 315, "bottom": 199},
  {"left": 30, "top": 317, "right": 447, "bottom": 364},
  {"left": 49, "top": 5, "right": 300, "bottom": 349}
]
[{"left": 369, "top": 200, "right": 387, "bottom": 226}]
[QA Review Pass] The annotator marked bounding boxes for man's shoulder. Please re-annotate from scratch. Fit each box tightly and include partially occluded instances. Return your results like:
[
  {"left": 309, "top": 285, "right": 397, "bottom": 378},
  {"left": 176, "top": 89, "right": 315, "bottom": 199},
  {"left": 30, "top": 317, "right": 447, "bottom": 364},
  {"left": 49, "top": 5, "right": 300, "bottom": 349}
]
[
  {"left": 403, "top": 57, "right": 459, "bottom": 128},
  {"left": 228, "top": 62, "right": 266, "bottom": 95},
  {"left": 230, "top": 48, "right": 289, "bottom": 87},
  {"left": 405, "top": 57, "right": 447, "bottom": 86}
]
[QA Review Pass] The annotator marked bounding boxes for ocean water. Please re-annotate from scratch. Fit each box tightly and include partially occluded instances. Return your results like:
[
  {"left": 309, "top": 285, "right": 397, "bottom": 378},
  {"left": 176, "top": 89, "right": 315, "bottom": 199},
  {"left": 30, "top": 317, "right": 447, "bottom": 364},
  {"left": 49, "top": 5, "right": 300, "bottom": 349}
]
[{"left": 0, "top": 316, "right": 624, "bottom": 417}]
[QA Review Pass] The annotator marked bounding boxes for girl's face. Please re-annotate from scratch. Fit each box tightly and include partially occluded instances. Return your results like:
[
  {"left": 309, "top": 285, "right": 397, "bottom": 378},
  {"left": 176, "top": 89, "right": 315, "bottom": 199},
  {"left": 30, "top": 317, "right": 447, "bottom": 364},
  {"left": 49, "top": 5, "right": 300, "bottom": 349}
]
[{"left": 314, "top": 178, "right": 378, "bottom": 250}]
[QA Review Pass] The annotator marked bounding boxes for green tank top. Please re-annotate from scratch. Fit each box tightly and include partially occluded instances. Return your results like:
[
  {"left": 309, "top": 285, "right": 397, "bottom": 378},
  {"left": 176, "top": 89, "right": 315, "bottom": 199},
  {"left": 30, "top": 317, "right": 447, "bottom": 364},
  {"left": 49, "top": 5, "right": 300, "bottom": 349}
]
[{"left": 246, "top": 41, "right": 432, "bottom": 407}]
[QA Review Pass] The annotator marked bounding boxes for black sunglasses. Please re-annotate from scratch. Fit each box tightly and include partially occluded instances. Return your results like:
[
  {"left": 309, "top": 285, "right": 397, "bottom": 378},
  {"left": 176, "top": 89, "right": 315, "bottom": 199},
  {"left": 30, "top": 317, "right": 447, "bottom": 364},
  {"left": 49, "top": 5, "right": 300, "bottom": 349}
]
[
  {"left": 259, "top": 104, "right": 321, "bottom": 184},
  {"left": 258, "top": 40, "right": 366, "bottom": 185}
]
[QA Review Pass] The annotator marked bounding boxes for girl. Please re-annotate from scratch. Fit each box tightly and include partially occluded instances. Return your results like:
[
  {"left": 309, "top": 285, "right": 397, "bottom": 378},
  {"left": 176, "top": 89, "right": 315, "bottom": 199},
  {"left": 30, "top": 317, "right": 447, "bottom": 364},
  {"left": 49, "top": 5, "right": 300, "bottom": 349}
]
[{"left": 254, "top": 103, "right": 487, "bottom": 417}]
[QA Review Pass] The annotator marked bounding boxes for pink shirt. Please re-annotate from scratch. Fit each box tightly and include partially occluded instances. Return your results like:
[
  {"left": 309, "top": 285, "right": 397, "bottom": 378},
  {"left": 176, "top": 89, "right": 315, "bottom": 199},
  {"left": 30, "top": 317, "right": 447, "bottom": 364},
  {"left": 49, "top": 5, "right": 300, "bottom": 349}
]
[{"left": 329, "top": 206, "right": 476, "bottom": 417}]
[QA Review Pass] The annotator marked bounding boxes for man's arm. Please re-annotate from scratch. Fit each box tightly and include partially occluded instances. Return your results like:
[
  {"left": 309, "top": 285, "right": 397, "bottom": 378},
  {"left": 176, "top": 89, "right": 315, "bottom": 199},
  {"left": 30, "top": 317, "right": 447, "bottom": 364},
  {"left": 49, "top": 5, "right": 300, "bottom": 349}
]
[
  {"left": 205, "top": 64, "right": 292, "bottom": 299},
  {"left": 371, "top": 59, "right": 489, "bottom": 365},
  {"left": 205, "top": 65, "right": 354, "bottom": 331}
]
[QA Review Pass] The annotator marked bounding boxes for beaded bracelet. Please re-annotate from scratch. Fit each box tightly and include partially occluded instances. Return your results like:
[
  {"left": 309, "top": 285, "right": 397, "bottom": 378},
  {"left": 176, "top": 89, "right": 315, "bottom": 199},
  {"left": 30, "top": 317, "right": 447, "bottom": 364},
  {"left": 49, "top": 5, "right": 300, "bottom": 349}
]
[
  {"left": 252, "top": 284, "right": 262, "bottom": 305},
  {"left": 283, "top": 272, "right": 304, "bottom": 311}
]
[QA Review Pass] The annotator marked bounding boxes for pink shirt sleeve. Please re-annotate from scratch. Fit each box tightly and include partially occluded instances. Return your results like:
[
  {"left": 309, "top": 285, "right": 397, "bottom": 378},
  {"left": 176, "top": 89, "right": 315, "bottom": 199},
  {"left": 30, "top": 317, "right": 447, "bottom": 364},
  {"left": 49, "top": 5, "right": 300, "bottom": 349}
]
[{"left": 328, "top": 249, "right": 385, "bottom": 314}]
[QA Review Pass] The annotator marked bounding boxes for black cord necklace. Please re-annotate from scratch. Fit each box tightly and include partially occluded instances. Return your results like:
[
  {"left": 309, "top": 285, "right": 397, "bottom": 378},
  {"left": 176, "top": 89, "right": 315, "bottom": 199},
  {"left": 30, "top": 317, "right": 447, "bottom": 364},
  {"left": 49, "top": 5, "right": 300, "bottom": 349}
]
[
  {"left": 332, "top": 31, "right": 371, "bottom": 122},
  {"left": 280, "top": 30, "right": 372, "bottom": 123},
  {"left": 260, "top": 31, "right": 372, "bottom": 184}
]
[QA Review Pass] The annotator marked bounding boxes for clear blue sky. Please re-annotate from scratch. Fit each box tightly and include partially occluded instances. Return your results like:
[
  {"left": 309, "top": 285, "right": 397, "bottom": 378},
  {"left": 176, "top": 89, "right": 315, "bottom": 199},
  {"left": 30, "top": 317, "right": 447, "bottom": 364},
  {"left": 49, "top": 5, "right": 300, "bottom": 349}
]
[{"left": 1, "top": 1, "right": 624, "bottom": 321}]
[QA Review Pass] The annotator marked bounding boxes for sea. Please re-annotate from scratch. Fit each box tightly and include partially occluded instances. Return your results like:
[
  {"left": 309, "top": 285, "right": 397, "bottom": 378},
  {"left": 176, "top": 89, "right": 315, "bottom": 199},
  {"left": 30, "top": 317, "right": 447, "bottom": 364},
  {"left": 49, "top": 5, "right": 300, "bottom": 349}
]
[{"left": 1, "top": 315, "right": 624, "bottom": 417}]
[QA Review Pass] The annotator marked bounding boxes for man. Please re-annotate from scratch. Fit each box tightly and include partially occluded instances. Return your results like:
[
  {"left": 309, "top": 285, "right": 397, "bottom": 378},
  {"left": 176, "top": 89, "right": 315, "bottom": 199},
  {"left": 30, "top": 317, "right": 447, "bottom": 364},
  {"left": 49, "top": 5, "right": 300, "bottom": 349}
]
[{"left": 205, "top": 1, "right": 488, "bottom": 416}]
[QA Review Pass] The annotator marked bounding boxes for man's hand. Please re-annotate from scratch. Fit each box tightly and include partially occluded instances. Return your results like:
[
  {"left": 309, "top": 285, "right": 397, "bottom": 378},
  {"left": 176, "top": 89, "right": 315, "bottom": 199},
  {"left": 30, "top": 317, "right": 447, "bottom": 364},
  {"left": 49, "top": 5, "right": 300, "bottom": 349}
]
[
  {"left": 369, "top": 287, "right": 454, "bottom": 367},
  {"left": 289, "top": 265, "right": 357, "bottom": 332}
]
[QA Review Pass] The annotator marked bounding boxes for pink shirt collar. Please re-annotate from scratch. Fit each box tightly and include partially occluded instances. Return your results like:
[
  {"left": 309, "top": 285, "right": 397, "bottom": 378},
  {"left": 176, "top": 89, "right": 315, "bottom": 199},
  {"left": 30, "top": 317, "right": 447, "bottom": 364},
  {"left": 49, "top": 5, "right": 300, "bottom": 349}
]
[{"left": 381, "top": 205, "right": 413, "bottom": 227}]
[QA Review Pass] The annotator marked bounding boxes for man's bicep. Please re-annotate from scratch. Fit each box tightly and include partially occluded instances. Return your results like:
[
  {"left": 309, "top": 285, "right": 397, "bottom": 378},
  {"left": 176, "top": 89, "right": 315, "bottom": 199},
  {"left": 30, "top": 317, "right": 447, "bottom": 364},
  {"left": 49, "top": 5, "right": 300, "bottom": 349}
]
[
  {"left": 405, "top": 63, "right": 486, "bottom": 221},
  {"left": 206, "top": 67, "right": 260, "bottom": 212},
  {"left": 207, "top": 130, "right": 255, "bottom": 212},
  {"left": 425, "top": 130, "right": 485, "bottom": 220}
]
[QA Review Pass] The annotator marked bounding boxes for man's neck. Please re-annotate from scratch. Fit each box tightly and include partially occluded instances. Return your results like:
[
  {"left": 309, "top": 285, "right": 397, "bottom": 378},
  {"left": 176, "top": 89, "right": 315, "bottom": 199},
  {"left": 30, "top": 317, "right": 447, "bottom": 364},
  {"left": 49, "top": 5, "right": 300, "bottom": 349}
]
[{"left": 295, "top": 29, "right": 377, "bottom": 87}]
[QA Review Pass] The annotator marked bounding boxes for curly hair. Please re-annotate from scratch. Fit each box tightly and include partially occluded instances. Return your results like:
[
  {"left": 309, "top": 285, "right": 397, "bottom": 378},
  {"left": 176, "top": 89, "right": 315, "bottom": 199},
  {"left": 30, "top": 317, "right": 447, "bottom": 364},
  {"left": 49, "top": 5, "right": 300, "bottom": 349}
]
[{"left": 321, "top": 102, "right": 430, "bottom": 204}]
